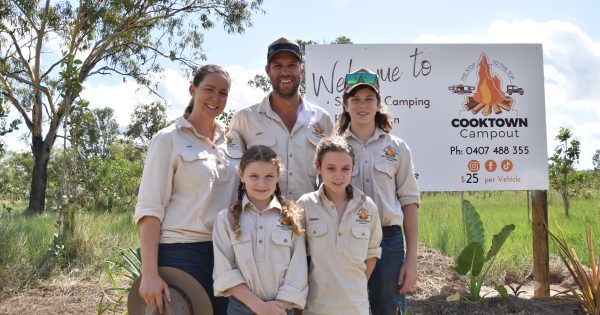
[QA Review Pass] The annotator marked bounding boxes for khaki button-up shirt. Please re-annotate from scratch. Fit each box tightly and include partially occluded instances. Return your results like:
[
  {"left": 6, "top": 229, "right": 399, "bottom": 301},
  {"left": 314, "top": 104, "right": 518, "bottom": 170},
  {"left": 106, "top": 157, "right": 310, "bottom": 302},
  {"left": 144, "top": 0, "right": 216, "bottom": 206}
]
[
  {"left": 297, "top": 185, "right": 382, "bottom": 315},
  {"left": 229, "top": 95, "right": 333, "bottom": 201},
  {"left": 134, "top": 117, "right": 243, "bottom": 243},
  {"left": 343, "top": 128, "right": 420, "bottom": 227},
  {"left": 212, "top": 196, "right": 308, "bottom": 309}
]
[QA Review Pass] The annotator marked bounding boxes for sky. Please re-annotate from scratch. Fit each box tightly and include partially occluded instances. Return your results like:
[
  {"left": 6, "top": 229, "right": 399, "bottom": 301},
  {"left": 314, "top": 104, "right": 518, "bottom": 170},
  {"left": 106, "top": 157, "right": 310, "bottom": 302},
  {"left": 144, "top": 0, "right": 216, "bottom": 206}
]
[{"left": 3, "top": 0, "right": 600, "bottom": 170}]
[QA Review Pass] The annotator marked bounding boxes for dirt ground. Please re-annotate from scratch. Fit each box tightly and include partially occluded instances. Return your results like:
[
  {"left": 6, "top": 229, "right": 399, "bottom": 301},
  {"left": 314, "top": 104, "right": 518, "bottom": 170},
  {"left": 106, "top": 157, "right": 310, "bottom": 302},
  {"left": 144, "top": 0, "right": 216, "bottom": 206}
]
[{"left": 0, "top": 248, "right": 586, "bottom": 315}]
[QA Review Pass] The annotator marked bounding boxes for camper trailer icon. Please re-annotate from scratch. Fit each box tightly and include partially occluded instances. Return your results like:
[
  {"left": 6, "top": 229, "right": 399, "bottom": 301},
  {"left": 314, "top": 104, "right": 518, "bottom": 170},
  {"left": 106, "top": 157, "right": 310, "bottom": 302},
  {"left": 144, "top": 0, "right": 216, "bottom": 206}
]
[{"left": 448, "top": 84, "right": 475, "bottom": 95}]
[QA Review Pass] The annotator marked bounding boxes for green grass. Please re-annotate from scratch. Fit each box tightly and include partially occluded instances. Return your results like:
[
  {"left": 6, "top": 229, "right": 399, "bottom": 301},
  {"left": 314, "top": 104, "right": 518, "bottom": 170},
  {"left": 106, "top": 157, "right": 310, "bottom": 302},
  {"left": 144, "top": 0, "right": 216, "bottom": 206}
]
[
  {"left": 419, "top": 191, "right": 600, "bottom": 283},
  {"left": 0, "top": 203, "right": 137, "bottom": 297},
  {"left": 1, "top": 190, "right": 599, "bottom": 296}
]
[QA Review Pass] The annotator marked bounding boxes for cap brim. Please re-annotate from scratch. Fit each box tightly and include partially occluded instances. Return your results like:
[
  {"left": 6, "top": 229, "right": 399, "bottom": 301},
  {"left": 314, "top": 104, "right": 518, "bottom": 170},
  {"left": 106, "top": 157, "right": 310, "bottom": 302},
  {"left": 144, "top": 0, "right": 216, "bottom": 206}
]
[
  {"left": 268, "top": 49, "right": 302, "bottom": 62},
  {"left": 345, "top": 82, "right": 380, "bottom": 94},
  {"left": 128, "top": 267, "right": 213, "bottom": 315}
]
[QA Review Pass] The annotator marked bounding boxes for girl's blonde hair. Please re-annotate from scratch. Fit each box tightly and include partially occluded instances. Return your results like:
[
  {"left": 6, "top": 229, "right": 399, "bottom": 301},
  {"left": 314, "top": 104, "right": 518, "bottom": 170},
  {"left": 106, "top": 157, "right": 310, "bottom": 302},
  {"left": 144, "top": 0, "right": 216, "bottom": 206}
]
[
  {"left": 337, "top": 85, "right": 394, "bottom": 135},
  {"left": 314, "top": 136, "right": 355, "bottom": 200},
  {"left": 230, "top": 145, "right": 304, "bottom": 239}
]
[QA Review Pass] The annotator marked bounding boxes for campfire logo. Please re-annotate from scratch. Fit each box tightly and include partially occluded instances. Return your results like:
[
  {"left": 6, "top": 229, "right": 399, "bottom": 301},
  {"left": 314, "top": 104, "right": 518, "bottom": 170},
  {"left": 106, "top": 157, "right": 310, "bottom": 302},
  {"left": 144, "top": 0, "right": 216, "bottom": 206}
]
[
  {"left": 355, "top": 207, "right": 370, "bottom": 224},
  {"left": 449, "top": 53, "right": 524, "bottom": 116},
  {"left": 381, "top": 145, "right": 398, "bottom": 162},
  {"left": 312, "top": 122, "right": 325, "bottom": 138},
  {"left": 278, "top": 213, "right": 292, "bottom": 231}
]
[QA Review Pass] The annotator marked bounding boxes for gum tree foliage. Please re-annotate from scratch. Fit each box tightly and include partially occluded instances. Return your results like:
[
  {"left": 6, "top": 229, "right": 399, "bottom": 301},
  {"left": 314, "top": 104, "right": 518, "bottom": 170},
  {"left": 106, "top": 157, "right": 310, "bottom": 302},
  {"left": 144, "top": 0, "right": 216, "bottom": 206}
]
[
  {"left": 0, "top": 0, "right": 264, "bottom": 214},
  {"left": 0, "top": 96, "right": 20, "bottom": 153},
  {"left": 549, "top": 127, "right": 583, "bottom": 217},
  {"left": 247, "top": 36, "right": 353, "bottom": 95},
  {"left": 593, "top": 149, "right": 600, "bottom": 170},
  {"left": 69, "top": 102, "right": 119, "bottom": 159},
  {"left": 125, "top": 101, "right": 168, "bottom": 147}
]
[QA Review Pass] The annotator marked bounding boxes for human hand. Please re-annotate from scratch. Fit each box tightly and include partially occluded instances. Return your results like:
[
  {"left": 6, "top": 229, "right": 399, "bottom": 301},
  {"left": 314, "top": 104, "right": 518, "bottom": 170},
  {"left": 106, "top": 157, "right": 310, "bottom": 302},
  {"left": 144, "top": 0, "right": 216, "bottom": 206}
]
[
  {"left": 398, "top": 256, "right": 417, "bottom": 294},
  {"left": 254, "top": 300, "right": 286, "bottom": 315},
  {"left": 139, "top": 272, "right": 171, "bottom": 314}
]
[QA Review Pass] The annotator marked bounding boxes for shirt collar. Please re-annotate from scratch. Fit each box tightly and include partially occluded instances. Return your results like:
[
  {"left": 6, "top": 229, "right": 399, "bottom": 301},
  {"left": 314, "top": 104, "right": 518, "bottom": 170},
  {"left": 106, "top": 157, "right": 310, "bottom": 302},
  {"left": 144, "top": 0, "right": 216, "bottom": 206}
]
[
  {"left": 317, "top": 183, "right": 366, "bottom": 205},
  {"left": 175, "top": 116, "right": 226, "bottom": 141},
  {"left": 258, "top": 94, "right": 319, "bottom": 127},
  {"left": 242, "top": 194, "right": 283, "bottom": 213},
  {"left": 342, "top": 125, "right": 386, "bottom": 144}
]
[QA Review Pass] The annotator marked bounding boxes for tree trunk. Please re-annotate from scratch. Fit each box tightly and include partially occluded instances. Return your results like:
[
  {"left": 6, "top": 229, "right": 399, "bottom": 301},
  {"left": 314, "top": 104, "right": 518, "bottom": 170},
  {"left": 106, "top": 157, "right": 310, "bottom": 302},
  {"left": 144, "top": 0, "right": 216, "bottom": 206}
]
[
  {"left": 561, "top": 173, "right": 569, "bottom": 217},
  {"left": 26, "top": 135, "right": 51, "bottom": 214}
]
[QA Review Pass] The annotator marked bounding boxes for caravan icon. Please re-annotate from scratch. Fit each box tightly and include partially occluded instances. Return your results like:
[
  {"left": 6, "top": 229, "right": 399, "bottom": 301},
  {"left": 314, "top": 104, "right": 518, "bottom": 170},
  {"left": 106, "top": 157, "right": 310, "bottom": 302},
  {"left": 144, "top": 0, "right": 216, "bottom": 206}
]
[{"left": 448, "top": 84, "right": 475, "bottom": 95}]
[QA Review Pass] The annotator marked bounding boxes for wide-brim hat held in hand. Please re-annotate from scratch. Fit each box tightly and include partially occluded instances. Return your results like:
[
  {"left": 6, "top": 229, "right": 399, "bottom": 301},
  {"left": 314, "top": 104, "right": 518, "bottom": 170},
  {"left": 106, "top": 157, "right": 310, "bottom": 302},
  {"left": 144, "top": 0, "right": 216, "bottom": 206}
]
[{"left": 128, "top": 267, "right": 213, "bottom": 315}]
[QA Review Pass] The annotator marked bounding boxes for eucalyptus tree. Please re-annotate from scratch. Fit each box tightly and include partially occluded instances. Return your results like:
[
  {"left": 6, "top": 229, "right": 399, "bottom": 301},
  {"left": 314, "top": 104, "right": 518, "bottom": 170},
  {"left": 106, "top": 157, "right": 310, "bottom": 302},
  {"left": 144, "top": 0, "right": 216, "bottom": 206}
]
[{"left": 0, "top": 0, "right": 264, "bottom": 213}]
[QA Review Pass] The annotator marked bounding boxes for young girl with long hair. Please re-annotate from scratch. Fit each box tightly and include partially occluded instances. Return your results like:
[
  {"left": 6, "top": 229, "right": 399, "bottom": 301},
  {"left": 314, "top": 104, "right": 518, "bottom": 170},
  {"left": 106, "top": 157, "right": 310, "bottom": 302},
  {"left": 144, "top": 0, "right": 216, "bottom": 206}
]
[
  {"left": 213, "top": 145, "right": 308, "bottom": 315},
  {"left": 339, "top": 68, "right": 420, "bottom": 315},
  {"left": 297, "top": 136, "right": 382, "bottom": 315}
]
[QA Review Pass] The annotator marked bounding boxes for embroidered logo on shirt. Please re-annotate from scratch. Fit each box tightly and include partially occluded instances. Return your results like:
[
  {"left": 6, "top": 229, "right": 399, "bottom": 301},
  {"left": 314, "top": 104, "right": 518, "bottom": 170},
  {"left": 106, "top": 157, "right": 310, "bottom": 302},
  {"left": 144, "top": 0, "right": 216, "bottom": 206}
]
[
  {"left": 381, "top": 145, "right": 398, "bottom": 162},
  {"left": 308, "top": 217, "right": 319, "bottom": 221},
  {"left": 277, "top": 213, "right": 293, "bottom": 231},
  {"left": 224, "top": 133, "right": 238, "bottom": 149},
  {"left": 312, "top": 122, "right": 325, "bottom": 138},
  {"left": 355, "top": 207, "right": 371, "bottom": 224}
]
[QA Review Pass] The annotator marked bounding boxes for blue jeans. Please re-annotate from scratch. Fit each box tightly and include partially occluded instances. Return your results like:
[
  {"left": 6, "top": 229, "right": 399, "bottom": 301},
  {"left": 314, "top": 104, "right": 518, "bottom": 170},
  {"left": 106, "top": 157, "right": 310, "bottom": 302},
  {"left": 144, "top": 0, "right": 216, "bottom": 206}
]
[
  {"left": 227, "top": 296, "right": 294, "bottom": 315},
  {"left": 368, "top": 231, "right": 406, "bottom": 315},
  {"left": 158, "top": 242, "right": 228, "bottom": 315}
]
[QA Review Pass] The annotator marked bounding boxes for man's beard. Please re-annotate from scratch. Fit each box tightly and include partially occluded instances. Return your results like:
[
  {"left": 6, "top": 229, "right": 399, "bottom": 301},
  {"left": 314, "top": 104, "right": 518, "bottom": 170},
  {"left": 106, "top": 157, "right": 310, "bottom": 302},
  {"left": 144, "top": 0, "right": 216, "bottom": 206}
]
[{"left": 271, "top": 79, "right": 300, "bottom": 99}]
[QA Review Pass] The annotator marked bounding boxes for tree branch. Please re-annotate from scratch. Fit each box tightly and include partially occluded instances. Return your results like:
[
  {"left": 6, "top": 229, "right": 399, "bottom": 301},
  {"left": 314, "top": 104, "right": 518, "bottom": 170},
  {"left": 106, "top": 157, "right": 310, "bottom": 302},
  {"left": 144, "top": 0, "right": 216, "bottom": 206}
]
[
  {"left": 0, "top": 76, "right": 33, "bottom": 131},
  {"left": 1, "top": 27, "right": 35, "bottom": 80}
]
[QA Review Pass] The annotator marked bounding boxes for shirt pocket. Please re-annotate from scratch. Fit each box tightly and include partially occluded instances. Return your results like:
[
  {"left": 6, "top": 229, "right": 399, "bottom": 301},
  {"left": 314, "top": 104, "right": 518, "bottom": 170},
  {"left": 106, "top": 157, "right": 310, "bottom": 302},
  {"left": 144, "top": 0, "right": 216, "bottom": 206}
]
[
  {"left": 374, "top": 160, "right": 396, "bottom": 187},
  {"left": 247, "top": 133, "right": 276, "bottom": 148},
  {"left": 231, "top": 231, "right": 253, "bottom": 263},
  {"left": 270, "top": 231, "right": 293, "bottom": 265},
  {"left": 222, "top": 144, "right": 243, "bottom": 175},
  {"left": 350, "top": 225, "right": 371, "bottom": 259},
  {"left": 306, "top": 222, "right": 328, "bottom": 255},
  {"left": 178, "top": 150, "right": 216, "bottom": 183}
]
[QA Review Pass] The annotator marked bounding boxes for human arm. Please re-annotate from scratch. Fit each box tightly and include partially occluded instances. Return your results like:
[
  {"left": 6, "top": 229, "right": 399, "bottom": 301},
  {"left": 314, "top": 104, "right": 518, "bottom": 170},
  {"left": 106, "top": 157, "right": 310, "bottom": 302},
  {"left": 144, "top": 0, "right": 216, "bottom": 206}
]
[
  {"left": 366, "top": 198, "right": 383, "bottom": 277},
  {"left": 137, "top": 216, "right": 171, "bottom": 313},
  {"left": 398, "top": 203, "right": 418, "bottom": 293},
  {"left": 134, "top": 132, "right": 175, "bottom": 313},
  {"left": 275, "top": 229, "right": 308, "bottom": 309},
  {"left": 365, "top": 257, "right": 377, "bottom": 280}
]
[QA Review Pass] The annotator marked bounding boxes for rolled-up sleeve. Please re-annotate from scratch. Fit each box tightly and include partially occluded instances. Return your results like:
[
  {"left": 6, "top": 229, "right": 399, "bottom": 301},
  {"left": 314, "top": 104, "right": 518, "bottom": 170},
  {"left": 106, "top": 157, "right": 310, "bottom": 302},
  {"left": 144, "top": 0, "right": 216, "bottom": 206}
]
[
  {"left": 134, "top": 132, "right": 175, "bottom": 224},
  {"left": 212, "top": 210, "right": 246, "bottom": 297},
  {"left": 395, "top": 141, "right": 421, "bottom": 207},
  {"left": 366, "top": 199, "right": 383, "bottom": 259},
  {"left": 276, "top": 231, "right": 308, "bottom": 309}
]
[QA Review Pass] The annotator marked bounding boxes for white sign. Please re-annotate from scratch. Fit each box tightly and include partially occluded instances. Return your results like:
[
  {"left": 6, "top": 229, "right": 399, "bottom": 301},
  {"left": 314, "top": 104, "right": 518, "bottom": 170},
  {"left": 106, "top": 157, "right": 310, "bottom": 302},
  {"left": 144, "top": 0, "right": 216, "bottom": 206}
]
[{"left": 305, "top": 44, "right": 549, "bottom": 191}]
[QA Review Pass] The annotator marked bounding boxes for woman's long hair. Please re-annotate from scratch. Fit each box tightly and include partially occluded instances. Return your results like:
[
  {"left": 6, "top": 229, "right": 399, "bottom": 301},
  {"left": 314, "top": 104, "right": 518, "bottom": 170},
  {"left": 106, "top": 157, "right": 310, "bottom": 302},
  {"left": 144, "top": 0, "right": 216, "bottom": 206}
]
[{"left": 230, "top": 145, "right": 304, "bottom": 239}]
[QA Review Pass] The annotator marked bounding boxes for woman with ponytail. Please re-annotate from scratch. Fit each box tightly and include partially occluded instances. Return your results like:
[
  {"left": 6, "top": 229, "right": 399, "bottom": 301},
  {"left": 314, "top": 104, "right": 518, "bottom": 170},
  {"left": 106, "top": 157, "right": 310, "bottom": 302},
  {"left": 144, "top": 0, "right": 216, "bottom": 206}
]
[
  {"left": 134, "top": 65, "right": 243, "bottom": 315},
  {"left": 213, "top": 145, "right": 308, "bottom": 315}
]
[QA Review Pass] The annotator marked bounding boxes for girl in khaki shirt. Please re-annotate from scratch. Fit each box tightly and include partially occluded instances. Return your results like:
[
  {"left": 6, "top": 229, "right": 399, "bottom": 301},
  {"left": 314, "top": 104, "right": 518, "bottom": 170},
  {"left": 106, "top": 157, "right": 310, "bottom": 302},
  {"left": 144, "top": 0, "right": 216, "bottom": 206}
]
[
  {"left": 339, "top": 69, "right": 420, "bottom": 315},
  {"left": 297, "top": 136, "right": 382, "bottom": 315},
  {"left": 213, "top": 145, "right": 308, "bottom": 315}
]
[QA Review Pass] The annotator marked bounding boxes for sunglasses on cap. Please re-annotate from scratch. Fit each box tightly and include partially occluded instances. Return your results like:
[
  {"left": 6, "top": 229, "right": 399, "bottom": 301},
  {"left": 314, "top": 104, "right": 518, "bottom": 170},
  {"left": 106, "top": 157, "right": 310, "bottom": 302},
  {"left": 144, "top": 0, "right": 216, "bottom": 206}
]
[{"left": 344, "top": 72, "right": 379, "bottom": 92}]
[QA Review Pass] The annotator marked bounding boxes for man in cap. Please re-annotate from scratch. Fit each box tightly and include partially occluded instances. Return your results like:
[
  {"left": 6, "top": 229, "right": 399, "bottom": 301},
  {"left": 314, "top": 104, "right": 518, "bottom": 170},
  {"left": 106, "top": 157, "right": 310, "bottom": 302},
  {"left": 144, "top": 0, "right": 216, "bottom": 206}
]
[{"left": 229, "top": 37, "right": 334, "bottom": 201}]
